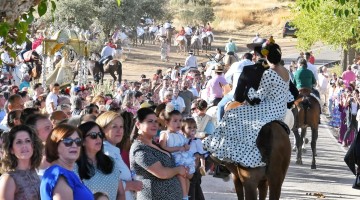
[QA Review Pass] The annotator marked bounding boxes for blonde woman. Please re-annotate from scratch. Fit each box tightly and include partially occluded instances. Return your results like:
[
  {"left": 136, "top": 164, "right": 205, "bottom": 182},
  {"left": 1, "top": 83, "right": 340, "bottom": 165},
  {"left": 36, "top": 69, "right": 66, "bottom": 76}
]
[
  {"left": 122, "top": 92, "right": 137, "bottom": 115},
  {"left": 92, "top": 95, "right": 106, "bottom": 108},
  {"left": 96, "top": 111, "right": 143, "bottom": 200}
]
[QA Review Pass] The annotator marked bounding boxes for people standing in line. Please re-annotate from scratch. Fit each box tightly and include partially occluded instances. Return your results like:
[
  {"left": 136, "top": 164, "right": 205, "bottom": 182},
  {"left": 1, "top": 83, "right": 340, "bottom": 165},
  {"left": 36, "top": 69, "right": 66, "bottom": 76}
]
[
  {"left": 130, "top": 108, "right": 185, "bottom": 200},
  {"left": 0, "top": 125, "right": 43, "bottom": 200}
]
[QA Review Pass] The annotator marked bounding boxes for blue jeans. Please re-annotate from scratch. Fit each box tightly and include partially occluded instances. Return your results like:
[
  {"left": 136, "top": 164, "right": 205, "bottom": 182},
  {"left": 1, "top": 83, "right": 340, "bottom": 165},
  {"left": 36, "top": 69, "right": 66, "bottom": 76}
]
[
  {"left": 216, "top": 93, "right": 233, "bottom": 123},
  {"left": 180, "top": 66, "right": 196, "bottom": 76}
]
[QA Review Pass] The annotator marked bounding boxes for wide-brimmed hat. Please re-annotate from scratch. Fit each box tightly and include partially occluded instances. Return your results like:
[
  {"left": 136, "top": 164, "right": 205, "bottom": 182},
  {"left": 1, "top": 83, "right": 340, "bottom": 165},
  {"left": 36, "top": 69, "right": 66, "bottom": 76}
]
[
  {"left": 214, "top": 64, "right": 224, "bottom": 73},
  {"left": 188, "top": 50, "right": 194, "bottom": 54},
  {"left": 246, "top": 38, "right": 267, "bottom": 49}
]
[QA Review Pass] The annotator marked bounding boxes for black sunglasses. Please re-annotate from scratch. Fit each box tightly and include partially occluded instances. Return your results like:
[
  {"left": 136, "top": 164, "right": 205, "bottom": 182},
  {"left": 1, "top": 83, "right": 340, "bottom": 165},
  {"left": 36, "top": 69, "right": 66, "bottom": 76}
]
[
  {"left": 86, "top": 132, "right": 104, "bottom": 140},
  {"left": 61, "top": 138, "right": 82, "bottom": 147}
]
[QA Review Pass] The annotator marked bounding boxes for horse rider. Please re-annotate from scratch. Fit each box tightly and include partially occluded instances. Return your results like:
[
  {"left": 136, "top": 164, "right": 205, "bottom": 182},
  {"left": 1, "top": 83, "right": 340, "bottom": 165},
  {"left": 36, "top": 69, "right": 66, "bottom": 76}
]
[
  {"left": 225, "top": 38, "right": 238, "bottom": 56},
  {"left": 98, "top": 39, "right": 116, "bottom": 74},
  {"left": 180, "top": 50, "right": 198, "bottom": 76},
  {"left": 185, "top": 25, "right": 193, "bottom": 36},
  {"left": 205, "top": 22, "right": 214, "bottom": 38},
  {"left": 0, "top": 47, "right": 15, "bottom": 83},
  {"left": 163, "top": 21, "right": 172, "bottom": 30},
  {"left": 176, "top": 26, "right": 186, "bottom": 44},
  {"left": 234, "top": 37, "right": 298, "bottom": 112},
  {"left": 305, "top": 52, "right": 320, "bottom": 98},
  {"left": 293, "top": 58, "right": 316, "bottom": 93},
  {"left": 19, "top": 39, "right": 33, "bottom": 62},
  {"left": 252, "top": 33, "right": 260, "bottom": 43},
  {"left": 216, "top": 53, "right": 254, "bottom": 122}
]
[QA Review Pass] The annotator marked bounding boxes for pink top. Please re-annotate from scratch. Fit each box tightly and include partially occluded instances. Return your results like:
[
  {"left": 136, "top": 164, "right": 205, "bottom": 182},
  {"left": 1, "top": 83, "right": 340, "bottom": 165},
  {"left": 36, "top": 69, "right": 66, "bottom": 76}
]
[
  {"left": 342, "top": 70, "right": 356, "bottom": 87},
  {"left": 206, "top": 74, "right": 227, "bottom": 99}
]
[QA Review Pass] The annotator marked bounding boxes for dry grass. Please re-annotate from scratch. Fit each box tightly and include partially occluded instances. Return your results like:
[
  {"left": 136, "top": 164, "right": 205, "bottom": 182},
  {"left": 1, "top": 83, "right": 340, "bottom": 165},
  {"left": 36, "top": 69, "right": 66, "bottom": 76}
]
[{"left": 211, "top": 0, "right": 293, "bottom": 31}]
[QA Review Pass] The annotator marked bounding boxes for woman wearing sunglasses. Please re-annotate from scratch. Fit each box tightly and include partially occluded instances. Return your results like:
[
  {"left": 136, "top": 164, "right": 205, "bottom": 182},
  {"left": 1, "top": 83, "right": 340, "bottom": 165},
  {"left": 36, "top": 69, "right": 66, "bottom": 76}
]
[
  {"left": 40, "top": 124, "right": 94, "bottom": 200},
  {"left": 76, "top": 121, "right": 125, "bottom": 200},
  {"left": 96, "top": 111, "right": 143, "bottom": 200},
  {"left": 0, "top": 125, "right": 43, "bottom": 200}
]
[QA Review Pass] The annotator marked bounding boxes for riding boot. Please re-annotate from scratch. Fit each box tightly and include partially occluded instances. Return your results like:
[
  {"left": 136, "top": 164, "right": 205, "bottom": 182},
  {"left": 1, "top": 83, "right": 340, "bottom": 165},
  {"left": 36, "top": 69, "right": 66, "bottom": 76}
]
[{"left": 353, "top": 173, "right": 360, "bottom": 189}]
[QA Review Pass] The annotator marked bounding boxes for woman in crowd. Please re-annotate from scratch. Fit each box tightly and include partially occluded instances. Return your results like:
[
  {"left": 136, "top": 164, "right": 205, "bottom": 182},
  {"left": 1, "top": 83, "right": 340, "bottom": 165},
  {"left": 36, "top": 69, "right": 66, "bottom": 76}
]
[
  {"left": 92, "top": 95, "right": 106, "bottom": 108},
  {"left": 0, "top": 125, "right": 43, "bottom": 200},
  {"left": 130, "top": 108, "right": 186, "bottom": 200},
  {"left": 117, "top": 111, "right": 135, "bottom": 168},
  {"left": 76, "top": 121, "right": 125, "bottom": 200},
  {"left": 71, "top": 96, "right": 83, "bottom": 116},
  {"left": 40, "top": 124, "right": 94, "bottom": 199},
  {"left": 329, "top": 79, "right": 344, "bottom": 128},
  {"left": 122, "top": 92, "right": 137, "bottom": 115},
  {"left": 84, "top": 103, "right": 100, "bottom": 117},
  {"left": 96, "top": 111, "right": 143, "bottom": 200},
  {"left": 7, "top": 110, "right": 22, "bottom": 129}
]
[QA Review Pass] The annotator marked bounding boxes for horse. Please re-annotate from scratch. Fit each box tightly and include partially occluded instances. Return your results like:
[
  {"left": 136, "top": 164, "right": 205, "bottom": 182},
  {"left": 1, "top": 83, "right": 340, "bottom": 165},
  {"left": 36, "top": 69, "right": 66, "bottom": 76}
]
[
  {"left": 223, "top": 54, "right": 238, "bottom": 71},
  {"left": 202, "top": 33, "right": 213, "bottom": 52},
  {"left": 165, "top": 28, "right": 175, "bottom": 47},
  {"left": 292, "top": 88, "right": 320, "bottom": 169},
  {"left": 191, "top": 35, "right": 202, "bottom": 56},
  {"left": 74, "top": 53, "right": 122, "bottom": 85},
  {"left": 208, "top": 101, "right": 291, "bottom": 200},
  {"left": 176, "top": 37, "right": 186, "bottom": 55},
  {"left": 185, "top": 35, "right": 192, "bottom": 52}
]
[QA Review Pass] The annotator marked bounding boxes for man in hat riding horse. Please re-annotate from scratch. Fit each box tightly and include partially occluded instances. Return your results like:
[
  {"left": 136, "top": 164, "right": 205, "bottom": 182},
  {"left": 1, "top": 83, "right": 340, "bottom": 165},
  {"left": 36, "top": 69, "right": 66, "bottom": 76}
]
[{"left": 98, "top": 38, "right": 116, "bottom": 75}]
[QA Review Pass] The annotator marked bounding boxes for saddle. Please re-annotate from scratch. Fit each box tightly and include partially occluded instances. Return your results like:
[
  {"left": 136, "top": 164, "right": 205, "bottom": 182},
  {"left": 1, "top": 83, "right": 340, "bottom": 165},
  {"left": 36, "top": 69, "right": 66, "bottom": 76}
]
[
  {"left": 298, "top": 88, "right": 311, "bottom": 96},
  {"left": 297, "top": 88, "right": 313, "bottom": 110}
]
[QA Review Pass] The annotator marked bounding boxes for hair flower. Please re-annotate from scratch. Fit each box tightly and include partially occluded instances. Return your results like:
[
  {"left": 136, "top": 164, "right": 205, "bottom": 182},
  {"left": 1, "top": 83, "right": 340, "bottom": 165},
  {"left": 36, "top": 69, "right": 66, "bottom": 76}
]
[{"left": 261, "top": 49, "right": 269, "bottom": 56}]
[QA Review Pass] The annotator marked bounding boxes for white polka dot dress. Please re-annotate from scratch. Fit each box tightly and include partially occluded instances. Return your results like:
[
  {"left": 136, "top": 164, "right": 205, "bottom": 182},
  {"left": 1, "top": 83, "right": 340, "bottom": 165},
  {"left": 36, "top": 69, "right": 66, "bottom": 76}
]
[{"left": 203, "top": 69, "right": 294, "bottom": 168}]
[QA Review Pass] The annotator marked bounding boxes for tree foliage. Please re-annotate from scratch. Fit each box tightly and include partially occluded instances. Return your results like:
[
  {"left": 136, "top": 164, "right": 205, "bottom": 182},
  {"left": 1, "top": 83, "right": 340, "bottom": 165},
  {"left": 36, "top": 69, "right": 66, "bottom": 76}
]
[
  {"left": 292, "top": 0, "right": 360, "bottom": 50},
  {"left": 194, "top": 6, "right": 215, "bottom": 26}
]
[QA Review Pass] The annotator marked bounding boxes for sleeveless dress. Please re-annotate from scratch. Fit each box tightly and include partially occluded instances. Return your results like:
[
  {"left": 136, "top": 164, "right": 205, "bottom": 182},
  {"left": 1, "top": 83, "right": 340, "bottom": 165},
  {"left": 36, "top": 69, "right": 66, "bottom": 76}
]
[
  {"left": 3, "top": 169, "right": 40, "bottom": 200},
  {"left": 162, "top": 130, "right": 196, "bottom": 174},
  {"left": 40, "top": 165, "right": 94, "bottom": 200},
  {"left": 203, "top": 69, "right": 294, "bottom": 168}
]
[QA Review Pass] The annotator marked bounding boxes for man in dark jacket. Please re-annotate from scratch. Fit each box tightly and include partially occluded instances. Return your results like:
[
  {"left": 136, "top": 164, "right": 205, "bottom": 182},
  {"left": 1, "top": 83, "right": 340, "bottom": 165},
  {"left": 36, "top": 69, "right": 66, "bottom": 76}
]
[{"left": 234, "top": 38, "right": 298, "bottom": 108}]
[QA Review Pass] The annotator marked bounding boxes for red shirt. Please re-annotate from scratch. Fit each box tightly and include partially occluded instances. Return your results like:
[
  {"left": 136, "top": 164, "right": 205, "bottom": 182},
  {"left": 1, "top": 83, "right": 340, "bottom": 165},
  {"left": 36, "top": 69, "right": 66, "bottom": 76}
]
[
  {"left": 107, "top": 42, "right": 117, "bottom": 49},
  {"left": 309, "top": 55, "right": 315, "bottom": 64}
]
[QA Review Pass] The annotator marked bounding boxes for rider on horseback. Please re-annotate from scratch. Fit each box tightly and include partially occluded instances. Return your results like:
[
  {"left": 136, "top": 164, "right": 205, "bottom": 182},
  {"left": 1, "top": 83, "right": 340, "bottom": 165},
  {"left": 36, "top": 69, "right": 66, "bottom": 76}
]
[
  {"left": 224, "top": 38, "right": 237, "bottom": 56},
  {"left": 98, "top": 39, "right": 116, "bottom": 74},
  {"left": 293, "top": 58, "right": 316, "bottom": 93}
]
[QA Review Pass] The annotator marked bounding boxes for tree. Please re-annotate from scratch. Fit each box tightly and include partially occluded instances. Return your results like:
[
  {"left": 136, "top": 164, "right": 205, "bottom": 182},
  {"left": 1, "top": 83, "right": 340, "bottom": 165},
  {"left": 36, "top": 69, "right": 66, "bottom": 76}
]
[
  {"left": 292, "top": 0, "right": 360, "bottom": 69},
  {"left": 194, "top": 6, "right": 215, "bottom": 26}
]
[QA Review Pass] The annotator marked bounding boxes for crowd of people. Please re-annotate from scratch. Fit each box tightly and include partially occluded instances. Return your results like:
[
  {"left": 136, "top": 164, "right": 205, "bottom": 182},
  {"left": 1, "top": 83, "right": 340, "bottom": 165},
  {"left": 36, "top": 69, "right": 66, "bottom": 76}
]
[{"left": 1, "top": 27, "right": 360, "bottom": 199}]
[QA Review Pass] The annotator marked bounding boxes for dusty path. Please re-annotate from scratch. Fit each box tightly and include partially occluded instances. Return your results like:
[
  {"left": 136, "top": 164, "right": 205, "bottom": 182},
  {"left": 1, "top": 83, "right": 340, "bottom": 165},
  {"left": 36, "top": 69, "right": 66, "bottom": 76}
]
[{"left": 118, "top": 27, "right": 300, "bottom": 81}]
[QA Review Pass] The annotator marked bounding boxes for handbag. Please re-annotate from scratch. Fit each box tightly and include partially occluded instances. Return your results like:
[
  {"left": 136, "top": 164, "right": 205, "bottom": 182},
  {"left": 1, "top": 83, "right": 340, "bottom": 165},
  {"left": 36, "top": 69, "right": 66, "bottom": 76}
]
[{"left": 353, "top": 174, "right": 360, "bottom": 189}]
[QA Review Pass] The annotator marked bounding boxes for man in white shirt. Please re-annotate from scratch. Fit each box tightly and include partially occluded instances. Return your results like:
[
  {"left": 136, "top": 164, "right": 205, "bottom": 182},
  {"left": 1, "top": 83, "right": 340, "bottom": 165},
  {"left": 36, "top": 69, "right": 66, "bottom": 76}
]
[
  {"left": 1, "top": 49, "right": 15, "bottom": 75},
  {"left": 98, "top": 40, "right": 116, "bottom": 74},
  {"left": 217, "top": 53, "right": 254, "bottom": 122},
  {"left": 46, "top": 83, "right": 60, "bottom": 114},
  {"left": 159, "top": 77, "right": 170, "bottom": 102},
  {"left": 180, "top": 50, "right": 198, "bottom": 75},
  {"left": 185, "top": 26, "right": 192, "bottom": 36},
  {"left": 305, "top": 52, "right": 320, "bottom": 98}
]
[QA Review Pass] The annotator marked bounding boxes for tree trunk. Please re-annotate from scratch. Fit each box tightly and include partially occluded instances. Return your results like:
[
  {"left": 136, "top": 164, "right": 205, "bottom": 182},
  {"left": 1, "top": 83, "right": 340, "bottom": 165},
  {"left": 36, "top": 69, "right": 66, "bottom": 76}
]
[
  {"left": 341, "top": 48, "right": 348, "bottom": 72},
  {"left": 348, "top": 47, "right": 356, "bottom": 65}
]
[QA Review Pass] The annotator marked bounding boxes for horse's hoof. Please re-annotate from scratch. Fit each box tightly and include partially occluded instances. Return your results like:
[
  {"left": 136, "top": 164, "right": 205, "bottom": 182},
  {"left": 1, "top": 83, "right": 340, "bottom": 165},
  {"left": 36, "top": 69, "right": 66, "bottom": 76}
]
[
  {"left": 296, "top": 160, "right": 303, "bottom": 165},
  {"left": 311, "top": 165, "right": 317, "bottom": 169}
]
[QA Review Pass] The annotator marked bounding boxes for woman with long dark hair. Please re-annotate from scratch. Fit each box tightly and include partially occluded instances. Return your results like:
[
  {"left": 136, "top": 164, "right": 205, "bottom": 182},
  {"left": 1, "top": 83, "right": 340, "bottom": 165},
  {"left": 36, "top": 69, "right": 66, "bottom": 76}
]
[
  {"left": 203, "top": 38, "right": 295, "bottom": 167},
  {"left": 76, "top": 121, "right": 125, "bottom": 200}
]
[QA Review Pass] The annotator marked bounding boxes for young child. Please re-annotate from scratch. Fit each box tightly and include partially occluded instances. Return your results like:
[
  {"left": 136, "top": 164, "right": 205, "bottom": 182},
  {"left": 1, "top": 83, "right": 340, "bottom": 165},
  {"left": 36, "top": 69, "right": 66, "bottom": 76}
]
[
  {"left": 182, "top": 117, "right": 207, "bottom": 176},
  {"left": 159, "top": 103, "right": 195, "bottom": 200}
]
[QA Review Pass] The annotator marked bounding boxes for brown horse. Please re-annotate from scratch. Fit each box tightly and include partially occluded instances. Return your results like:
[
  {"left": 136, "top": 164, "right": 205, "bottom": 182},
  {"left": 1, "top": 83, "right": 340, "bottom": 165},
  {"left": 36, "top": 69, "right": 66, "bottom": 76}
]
[
  {"left": 292, "top": 88, "right": 320, "bottom": 169},
  {"left": 210, "top": 102, "right": 291, "bottom": 200},
  {"left": 23, "top": 50, "right": 42, "bottom": 80},
  {"left": 73, "top": 53, "right": 122, "bottom": 85},
  {"left": 176, "top": 38, "right": 186, "bottom": 55}
]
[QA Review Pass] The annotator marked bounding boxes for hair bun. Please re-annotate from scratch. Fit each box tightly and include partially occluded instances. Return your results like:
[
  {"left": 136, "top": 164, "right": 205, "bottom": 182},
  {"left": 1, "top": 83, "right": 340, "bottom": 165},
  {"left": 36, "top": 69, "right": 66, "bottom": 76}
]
[{"left": 165, "top": 103, "right": 175, "bottom": 113}]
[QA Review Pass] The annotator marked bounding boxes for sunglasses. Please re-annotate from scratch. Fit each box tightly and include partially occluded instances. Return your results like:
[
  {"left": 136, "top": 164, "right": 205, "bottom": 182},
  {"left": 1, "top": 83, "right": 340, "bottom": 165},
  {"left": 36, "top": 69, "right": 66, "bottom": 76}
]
[
  {"left": 86, "top": 132, "right": 104, "bottom": 140},
  {"left": 61, "top": 138, "right": 82, "bottom": 147}
]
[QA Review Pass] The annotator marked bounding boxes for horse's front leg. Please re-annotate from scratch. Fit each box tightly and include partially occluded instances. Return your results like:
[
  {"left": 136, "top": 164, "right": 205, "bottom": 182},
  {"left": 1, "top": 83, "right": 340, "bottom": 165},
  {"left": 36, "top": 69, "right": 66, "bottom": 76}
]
[
  {"left": 258, "top": 179, "right": 268, "bottom": 200},
  {"left": 311, "top": 127, "right": 318, "bottom": 169}
]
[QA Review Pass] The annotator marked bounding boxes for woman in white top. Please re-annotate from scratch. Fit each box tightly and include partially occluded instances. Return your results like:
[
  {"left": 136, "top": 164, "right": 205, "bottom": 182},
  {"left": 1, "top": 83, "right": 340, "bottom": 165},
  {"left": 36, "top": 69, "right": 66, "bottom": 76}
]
[{"left": 96, "top": 111, "right": 143, "bottom": 200}]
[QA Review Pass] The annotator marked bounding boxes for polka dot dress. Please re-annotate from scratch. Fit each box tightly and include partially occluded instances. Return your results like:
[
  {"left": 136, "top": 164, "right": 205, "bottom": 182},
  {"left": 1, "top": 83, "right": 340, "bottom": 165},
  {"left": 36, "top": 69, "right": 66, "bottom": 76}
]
[{"left": 203, "top": 69, "right": 294, "bottom": 168}]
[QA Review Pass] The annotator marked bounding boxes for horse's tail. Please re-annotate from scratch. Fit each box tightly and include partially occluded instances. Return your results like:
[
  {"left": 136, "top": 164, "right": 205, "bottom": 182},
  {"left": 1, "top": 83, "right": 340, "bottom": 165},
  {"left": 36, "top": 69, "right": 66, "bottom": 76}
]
[
  {"left": 300, "top": 97, "right": 311, "bottom": 124},
  {"left": 116, "top": 60, "right": 122, "bottom": 83}
]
